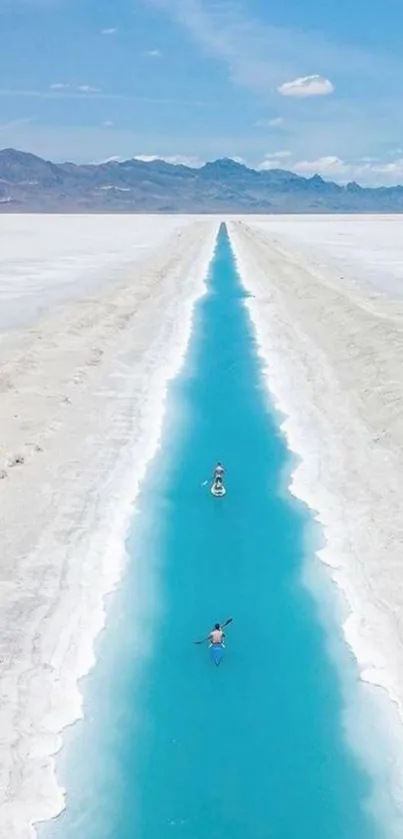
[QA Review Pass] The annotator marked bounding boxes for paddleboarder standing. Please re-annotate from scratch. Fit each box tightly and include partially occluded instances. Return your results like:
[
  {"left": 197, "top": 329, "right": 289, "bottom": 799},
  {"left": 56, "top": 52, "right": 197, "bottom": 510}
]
[{"left": 213, "top": 462, "right": 224, "bottom": 488}]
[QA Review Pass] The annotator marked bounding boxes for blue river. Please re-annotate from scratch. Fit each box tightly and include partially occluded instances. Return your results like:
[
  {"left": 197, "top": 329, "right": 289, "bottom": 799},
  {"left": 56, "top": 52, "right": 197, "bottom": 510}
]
[{"left": 44, "top": 223, "right": 382, "bottom": 839}]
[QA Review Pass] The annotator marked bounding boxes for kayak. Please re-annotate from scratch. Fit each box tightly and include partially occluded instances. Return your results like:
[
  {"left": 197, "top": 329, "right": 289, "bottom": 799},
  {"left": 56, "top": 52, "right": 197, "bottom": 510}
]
[
  {"left": 211, "top": 481, "right": 226, "bottom": 497},
  {"left": 210, "top": 642, "right": 225, "bottom": 666}
]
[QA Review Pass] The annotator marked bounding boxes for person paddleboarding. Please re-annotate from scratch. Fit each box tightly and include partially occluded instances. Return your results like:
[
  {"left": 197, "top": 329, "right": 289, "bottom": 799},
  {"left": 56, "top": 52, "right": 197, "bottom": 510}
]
[
  {"left": 194, "top": 618, "right": 233, "bottom": 665},
  {"left": 194, "top": 617, "right": 233, "bottom": 646},
  {"left": 213, "top": 461, "right": 224, "bottom": 482},
  {"left": 210, "top": 623, "right": 225, "bottom": 644},
  {"left": 212, "top": 462, "right": 225, "bottom": 491}
]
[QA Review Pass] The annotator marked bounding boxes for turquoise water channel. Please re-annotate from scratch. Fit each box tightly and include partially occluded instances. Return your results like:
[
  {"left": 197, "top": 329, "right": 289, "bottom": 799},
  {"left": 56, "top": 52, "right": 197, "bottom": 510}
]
[{"left": 46, "top": 223, "right": 381, "bottom": 839}]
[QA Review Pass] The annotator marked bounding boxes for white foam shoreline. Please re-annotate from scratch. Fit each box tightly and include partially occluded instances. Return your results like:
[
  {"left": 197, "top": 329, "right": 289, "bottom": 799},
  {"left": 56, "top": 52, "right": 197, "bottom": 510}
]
[
  {"left": 0, "top": 215, "right": 219, "bottom": 838},
  {"left": 228, "top": 217, "right": 403, "bottom": 825}
]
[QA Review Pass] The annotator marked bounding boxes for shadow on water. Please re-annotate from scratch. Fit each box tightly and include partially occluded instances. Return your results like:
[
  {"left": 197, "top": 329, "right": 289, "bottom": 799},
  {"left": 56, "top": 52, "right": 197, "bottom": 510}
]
[{"left": 44, "top": 222, "right": 383, "bottom": 839}]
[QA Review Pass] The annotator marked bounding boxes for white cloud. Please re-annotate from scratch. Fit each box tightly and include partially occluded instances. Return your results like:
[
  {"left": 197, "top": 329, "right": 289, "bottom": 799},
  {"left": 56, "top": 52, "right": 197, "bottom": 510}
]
[
  {"left": 272, "top": 149, "right": 291, "bottom": 158},
  {"left": 255, "top": 152, "right": 403, "bottom": 186},
  {"left": 257, "top": 150, "right": 292, "bottom": 170},
  {"left": 96, "top": 154, "right": 204, "bottom": 167},
  {"left": 77, "top": 85, "right": 101, "bottom": 93},
  {"left": 257, "top": 152, "right": 351, "bottom": 177},
  {"left": 134, "top": 154, "right": 204, "bottom": 167},
  {"left": 95, "top": 155, "right": 123, "bottom": 163},
  {"left": 101, "top": 28, "right": 117, "bottom": 35},
  {"left": 310, "top": 155, "right": 403, "bottom": 185},
  {"left": 257, "top": 158, "right": 283, "bottom": 171},
  {"left": 145, "top": 0, "right": 403, "bottom": 167},
  {"left": 50, "top": 83, "right": 102, "bottom": 94},
  {"left": 0, "top": 88, "right": 207, "bottom": 107},
  {"left": 278, "top": 74, "right": 334, "bottom": 98},
  {"left": 145, "top": 0, "right": 382, "bottom": 95},
  {"left": 370, "top": 158, "right": 403, "bottom": 177},
  {"left": 292, "top": 155, "right": 348, "bottom": 174},
  {"left": 134, "top": 155, "right": 159, "bottom": 162},
  {"left": 103, "top": 120, "right": 114, "bottom": 127},
  {"left": 143, "top": 49, "right": 162, "bottom": 57},
  {"left": 255, "top": 116, "right": 284, "bottom": 128}
]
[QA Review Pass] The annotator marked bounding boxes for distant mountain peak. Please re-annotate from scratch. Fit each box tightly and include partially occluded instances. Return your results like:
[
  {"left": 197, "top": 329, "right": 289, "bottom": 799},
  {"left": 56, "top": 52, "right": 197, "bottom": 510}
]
[
  {"left": 0, "top": 147, "right": 402, "bottom": 213},
  {"left": 201, "top": 157, "right": 249, "bottom": 172}
]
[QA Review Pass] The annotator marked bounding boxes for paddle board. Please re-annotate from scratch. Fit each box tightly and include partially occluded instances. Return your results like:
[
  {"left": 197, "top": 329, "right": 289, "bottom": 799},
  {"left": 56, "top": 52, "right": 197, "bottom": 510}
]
[
  {"left": 211, "top": 482, "right": 226, "bottom": 497},
  {"left": 210, "top": 643, "right": 225, "bottom": 666}
]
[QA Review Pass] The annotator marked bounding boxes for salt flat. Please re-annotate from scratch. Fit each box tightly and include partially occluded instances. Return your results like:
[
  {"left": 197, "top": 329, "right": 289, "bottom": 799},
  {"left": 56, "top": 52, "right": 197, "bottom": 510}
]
[
  {"left": 229, "top": 216, "right": 403, "bottom": 795},
  {"left": 4, "top": 212, "right": 403, "bottom": 837},
  {"left": 245, "top": 213, "right": 403, "bottom": 297},
  {"left": 0, "top": 215, "right": 199, "bottom": 333},
  {"left": 0, "top": 214, "right": 219, "bottom": 838}
]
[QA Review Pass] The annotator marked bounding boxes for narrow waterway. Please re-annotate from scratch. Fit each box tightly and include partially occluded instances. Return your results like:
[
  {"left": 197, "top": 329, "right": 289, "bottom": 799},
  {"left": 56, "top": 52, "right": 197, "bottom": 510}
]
[{"left": 45, "top": 223, "right": 381, "bottom": 839}]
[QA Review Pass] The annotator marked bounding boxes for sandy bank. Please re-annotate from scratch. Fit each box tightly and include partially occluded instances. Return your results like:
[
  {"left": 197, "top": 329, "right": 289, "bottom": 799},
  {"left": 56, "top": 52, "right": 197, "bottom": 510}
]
[{"left": 0, "top": 215, "right": 218, "bottom": 838}]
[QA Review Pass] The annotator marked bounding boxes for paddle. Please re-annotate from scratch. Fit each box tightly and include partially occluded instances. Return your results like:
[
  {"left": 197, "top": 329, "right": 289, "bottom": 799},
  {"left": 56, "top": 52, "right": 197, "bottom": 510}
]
[{"left": 194, "top": 617, "right": 233, "bottom": 644}]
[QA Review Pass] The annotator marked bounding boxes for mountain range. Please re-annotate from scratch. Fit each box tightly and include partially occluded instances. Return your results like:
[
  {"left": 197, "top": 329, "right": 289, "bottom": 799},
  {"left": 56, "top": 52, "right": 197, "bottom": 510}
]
[{"left": 1, "top": 148, "right": 403, "bottom": 213}]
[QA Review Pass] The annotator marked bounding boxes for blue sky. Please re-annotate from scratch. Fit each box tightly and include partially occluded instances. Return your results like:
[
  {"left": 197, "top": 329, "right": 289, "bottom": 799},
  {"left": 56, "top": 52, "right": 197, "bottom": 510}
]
[{"left": 1, "top": 0, "right": 403, "bottom": 184}]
